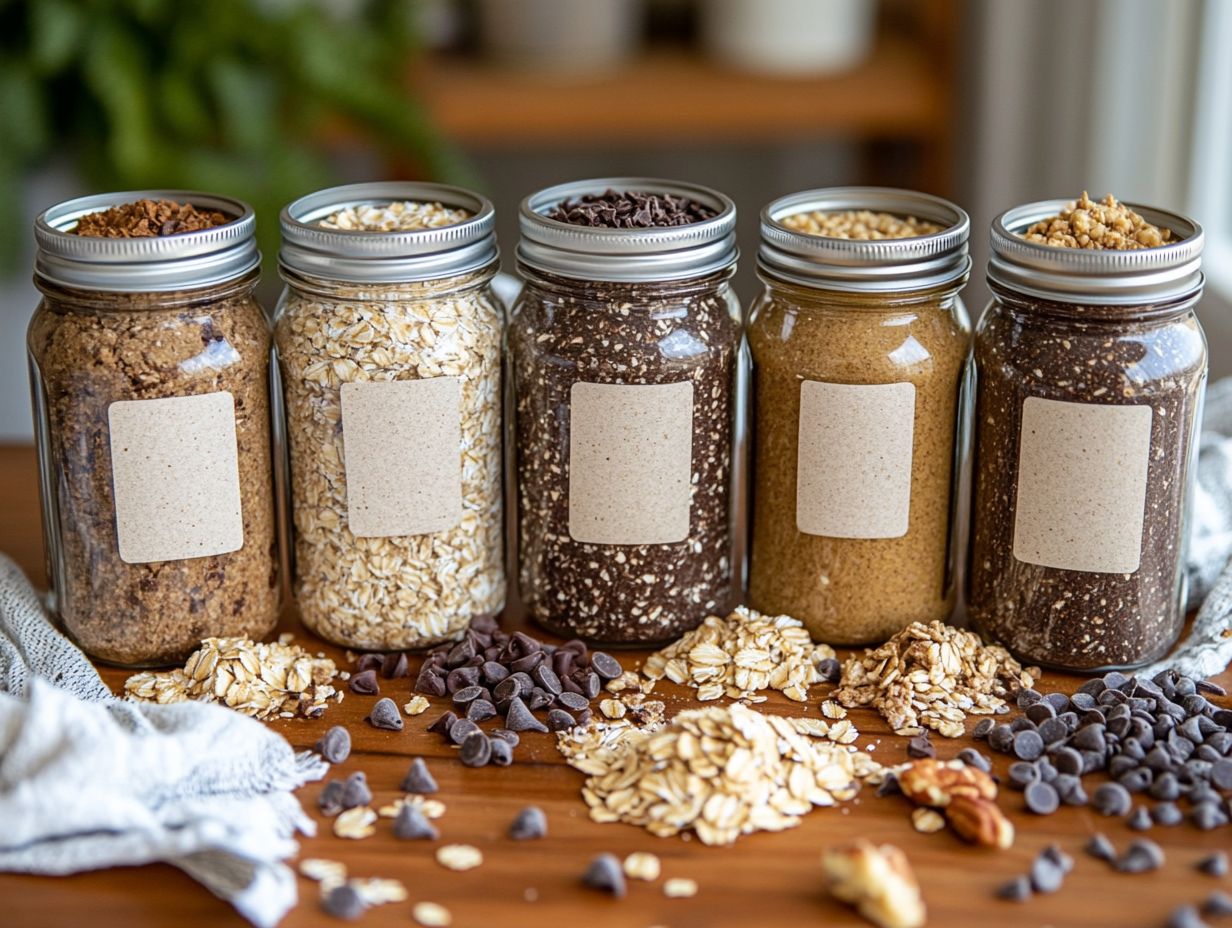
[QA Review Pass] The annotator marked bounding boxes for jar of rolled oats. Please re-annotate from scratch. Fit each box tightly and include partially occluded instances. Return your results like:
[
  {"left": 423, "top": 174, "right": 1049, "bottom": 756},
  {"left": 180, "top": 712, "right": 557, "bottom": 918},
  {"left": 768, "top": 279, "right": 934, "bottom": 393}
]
[
  {"left": 276, "top": 182, "right": 505, "bottom": 650},
  {"left": 509, "top": 178, "right": 742, "bottom": 645},
  {"left": 970, "top": 195, "right": 1207, "bottom": 672},
  {"left": 747, "top": 188, "right": 971, "bottom": 646},
  {"left": 28, "top": 191, "right": 280, "bottom": 667}
]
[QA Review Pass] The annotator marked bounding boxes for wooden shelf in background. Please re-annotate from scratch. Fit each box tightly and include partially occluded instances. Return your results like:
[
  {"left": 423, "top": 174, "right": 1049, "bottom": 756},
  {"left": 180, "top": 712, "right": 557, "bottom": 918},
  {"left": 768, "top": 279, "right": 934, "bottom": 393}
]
[{"left": 413, "top": 38, "right": 947, "bottom": 147}]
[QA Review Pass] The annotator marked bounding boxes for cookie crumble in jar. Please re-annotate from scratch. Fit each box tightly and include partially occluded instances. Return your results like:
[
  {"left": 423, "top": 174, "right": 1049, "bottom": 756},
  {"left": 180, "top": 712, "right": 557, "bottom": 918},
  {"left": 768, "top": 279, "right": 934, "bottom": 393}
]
[
  {"left": 276, "top": 183, "right": 505, "bottom": 651},
  {"left": 969, "top": 196, "right": 1207, "bottom": 671},
  {"left": 747, "top": 188, "right": 972, "bottom": 645},
  {"left": 28, "top": 191, "right": 280, "bottom": 667},
  {"left": 1020, "top": 192, "right": 1173, "bottom": 250},
  {"left": 510, "top": 178, "right": 742, "bottom": 644}
]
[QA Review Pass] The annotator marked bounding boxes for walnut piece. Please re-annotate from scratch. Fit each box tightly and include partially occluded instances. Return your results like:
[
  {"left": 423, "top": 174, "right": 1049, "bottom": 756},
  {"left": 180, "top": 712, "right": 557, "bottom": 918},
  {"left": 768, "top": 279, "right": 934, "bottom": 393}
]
[
  {"left": 897, "top": 759, "right": 997, "bottom": 808},
  {"left": 944, "top": 795, "right": 1015, "bottom": 849},
  {"left": 823, "top": 841, "right": 926, "bottom": 928}
]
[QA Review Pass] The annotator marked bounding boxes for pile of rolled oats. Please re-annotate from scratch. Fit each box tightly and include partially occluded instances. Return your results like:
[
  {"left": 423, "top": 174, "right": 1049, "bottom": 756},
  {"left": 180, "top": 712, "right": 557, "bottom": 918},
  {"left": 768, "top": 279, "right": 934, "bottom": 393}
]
[
  {"left": 1021, "top": 191, "right": 1172, "bottom": 250},
  {"left": 124, "top": 635, "right": 342, "bottom": 720},
  {"left": 782, "top": 209, "right": 943, "bottom": 240},
  {"left": 641, "top": 605, "right": 837, "bottom": 702},
  {"left": 558, "top": 702, "right": 881, "bottom": 846},
  {"left": 835, "top": 621, "right": 1037, "bottom": 737},
  {"left": 276, "top": 206, "right": 505, "bottom": 650}
]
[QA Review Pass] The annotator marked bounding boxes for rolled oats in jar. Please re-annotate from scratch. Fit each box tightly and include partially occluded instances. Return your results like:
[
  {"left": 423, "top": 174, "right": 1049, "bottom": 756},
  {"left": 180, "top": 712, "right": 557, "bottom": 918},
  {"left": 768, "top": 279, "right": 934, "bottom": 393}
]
[
  {"left": 28, "top": 192, "right": 280, "bottom": 667},
  {"left": 276, "top": 183, "right": 504, "bottom": 650},
  {"left": 510, "top": 179, "right": 742, "bottom": 645},
  {"left": 969, "top": 194, "right": 1207, "bottom": 671},
  {"left": 747, "top": 188, "right": 972, "bottom": 645}
]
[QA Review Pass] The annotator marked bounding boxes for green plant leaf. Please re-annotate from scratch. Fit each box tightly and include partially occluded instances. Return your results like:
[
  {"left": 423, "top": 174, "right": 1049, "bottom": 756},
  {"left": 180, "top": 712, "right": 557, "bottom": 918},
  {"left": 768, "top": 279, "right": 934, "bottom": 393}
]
[{"left": 28, "top": 0, "right": 85, "bottom": 74}]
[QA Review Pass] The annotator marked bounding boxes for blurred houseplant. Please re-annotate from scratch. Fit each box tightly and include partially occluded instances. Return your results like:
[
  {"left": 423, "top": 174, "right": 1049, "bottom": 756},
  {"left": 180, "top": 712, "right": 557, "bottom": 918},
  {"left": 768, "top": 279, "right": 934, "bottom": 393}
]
[{"left": 0, "top": 0, "right": 465, "bottom": 267}]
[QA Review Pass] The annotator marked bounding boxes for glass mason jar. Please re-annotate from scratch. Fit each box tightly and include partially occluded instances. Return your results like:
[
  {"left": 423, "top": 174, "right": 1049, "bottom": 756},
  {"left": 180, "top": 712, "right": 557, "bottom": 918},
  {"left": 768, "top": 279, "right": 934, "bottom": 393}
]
[
  {"left": 747, "top": 188, "right": 972, "bottom": 644},
  {"left": 969, "top": 200, "right": 1207, "bottom": 671},
  {"left": 276, "top": 182, "right": 505, "bottom": 650},
  {"left": 509, "top": 178, "right": 742, "bottom": 644},
  {"left": 28, "top": 191, "right": 280, "bottom": 667}
]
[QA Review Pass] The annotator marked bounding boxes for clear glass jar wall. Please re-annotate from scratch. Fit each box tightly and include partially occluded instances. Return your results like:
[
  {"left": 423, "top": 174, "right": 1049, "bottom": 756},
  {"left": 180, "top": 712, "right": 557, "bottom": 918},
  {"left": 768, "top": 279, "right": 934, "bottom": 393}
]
[
  {"left": 509, "top": 178, "right": 742, "bottom": 644},
  {"left": 27, "top": 192, "right": 279, "bottom": 667},
  {"left": 746, "top": 188, "right": 972, "bottom": 645},
  {"left": 968, "top": 200, "right": 1207, "bottom": 671},
  {"left": 275, "top": 183, "right": 505, "bottom": 651}
]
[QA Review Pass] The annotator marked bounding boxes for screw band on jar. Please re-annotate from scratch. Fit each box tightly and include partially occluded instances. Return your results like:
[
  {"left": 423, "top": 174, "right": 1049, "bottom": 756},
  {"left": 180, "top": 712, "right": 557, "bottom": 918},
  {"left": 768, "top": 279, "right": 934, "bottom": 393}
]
[
  {"left": 275, "top": 182, "right": 506, "bottom": 651},
  {"left": 747, "top": 187, "right": 972, "bottom": 645},
  {"left": 969, "top": 195, "right": 1208, "bottom": 671},
  {"left": 510, "top": 177, "right": 742, "bottom": 644}
]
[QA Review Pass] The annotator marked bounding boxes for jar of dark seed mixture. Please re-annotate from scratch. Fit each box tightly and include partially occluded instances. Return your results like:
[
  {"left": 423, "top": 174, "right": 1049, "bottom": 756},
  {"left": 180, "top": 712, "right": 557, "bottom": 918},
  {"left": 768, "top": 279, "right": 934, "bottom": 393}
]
[
  {"left": 28, "top": 192, "right": 280, "bottom": 667},
  {"left": 509, "top": 179, "right": 742, "bottom": 644},
  {"left": 276, "top": 183, "right": 505, "bottom": 650},
  {"left": 747, "top": 188, "right": 972, "bottom": 645},
  {"left": 969, "top": 194, "right": 1207, "bottom": 672}
]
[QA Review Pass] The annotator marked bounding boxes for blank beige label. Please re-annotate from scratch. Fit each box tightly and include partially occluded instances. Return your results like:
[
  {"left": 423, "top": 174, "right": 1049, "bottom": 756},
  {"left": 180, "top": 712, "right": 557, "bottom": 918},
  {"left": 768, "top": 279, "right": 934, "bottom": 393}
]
[
  {"left": 108, "top": 392, "right": 243, "bottom": 564},
  {"left": 796, "top": 380, "right": 916, "bottom": 539},
  {"left": 1013, "top": 397, "right": 1152, "bottom": 573},
  {"left": 568, "top": 381, "right": 694, "bottom": 545},
  {"left": 341, "top": 378, "right": 462, "bottom": 538}
]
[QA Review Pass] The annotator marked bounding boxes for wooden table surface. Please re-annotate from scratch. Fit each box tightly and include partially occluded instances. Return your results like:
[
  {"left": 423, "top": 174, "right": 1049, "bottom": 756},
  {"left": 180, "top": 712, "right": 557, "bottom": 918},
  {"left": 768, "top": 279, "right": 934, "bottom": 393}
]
[{"left": 1, "top": 442, "right": 1228, "bottom": 928}]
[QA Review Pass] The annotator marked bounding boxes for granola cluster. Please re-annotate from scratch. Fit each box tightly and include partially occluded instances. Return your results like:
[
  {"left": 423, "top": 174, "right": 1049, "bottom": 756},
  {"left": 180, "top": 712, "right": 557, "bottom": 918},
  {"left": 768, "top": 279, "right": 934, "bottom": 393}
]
[{"left": 1022, "top": 192, "right": 1173, "bottom": 250}]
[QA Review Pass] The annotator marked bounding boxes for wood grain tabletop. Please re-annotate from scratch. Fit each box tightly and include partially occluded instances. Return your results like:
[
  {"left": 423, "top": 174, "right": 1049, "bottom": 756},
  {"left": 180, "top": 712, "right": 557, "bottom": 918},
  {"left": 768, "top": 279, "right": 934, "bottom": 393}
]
[{"left": 0, "top": 442, "right": 1228, "bottom": 928}]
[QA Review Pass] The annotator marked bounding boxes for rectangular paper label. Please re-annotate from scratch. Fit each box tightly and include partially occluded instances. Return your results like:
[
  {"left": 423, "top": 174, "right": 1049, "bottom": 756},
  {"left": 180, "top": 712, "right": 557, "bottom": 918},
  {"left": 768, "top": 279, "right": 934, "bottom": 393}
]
[
  {"left": 341, "top": 378, "right": 462, "bottom": 538},
  {"left": 796, "top": 380, "right": 916, "bottom": 539},
  {"left": 1013, "top": 396, "right": 1152, "bottom": 573},
  {"left": 108, "top": 392, "right": 244, "bottom": 564},
  {"left": 568, "top": 381, "right": 694, "bottom": 545}
]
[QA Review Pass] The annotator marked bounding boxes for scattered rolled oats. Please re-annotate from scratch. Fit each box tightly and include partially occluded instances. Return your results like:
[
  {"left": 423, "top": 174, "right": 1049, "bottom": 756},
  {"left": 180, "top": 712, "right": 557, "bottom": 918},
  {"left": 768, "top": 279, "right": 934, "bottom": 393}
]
[
  {"left": 1022, "top": 192, "right": 1172, "bottom": 250},
  {"left": 642, "top": 606, "right": 837, "bottom": 703},
  {"left": 824, "top": 841, "right": 926, "bottom": 928},
  {"left": 124, "top": 636, "right": 342, "bottom": 720},
  {"left": 436, "top": 844, "right": 483, "bottom": 872},
  {"left": 623, "top": 852, "right": 662, "bottom": 882},
  {"left": 320, "top": 201, "right": 471, "bottom": 232},
  {"left": 835, "top": 621, "right": 1037, "bottom": 737},
  {"left": 353, "top": 877, "right": 408, "bottom": 906},
  {"left": 910, "top": 808, "right": 946, "bottom": 834},
  {"left": 821, "top": 700, "right": 847, "bottom": 720},
  {"left": 557, "top": 702, "right": 879, "bottom": 846},
  {"left": 404, "top": 695, "right": 431, "bottom": 716},
  {"left": 782, "top": 209, "right": 943, "bottom": 240},
  {"left": 333, "top": 806, "right": 377, "bottom": 840},
  {"left": 606, "top": 670, "right": 642, "bottom": 694},
  {"left": 599, "top": 698, "right": 627, "bottom": 719},
  {"left": 663, "top": 877, "right": 698, "bottom": 898},
  {"left": 412, "top": 901, "right": 453, "bottom": 927},
  {"left": 378, "top": 795, "right": 446, "bottom": 819},
  {"left": 299, "top": 858, "right": 347, "bottom": 889}
]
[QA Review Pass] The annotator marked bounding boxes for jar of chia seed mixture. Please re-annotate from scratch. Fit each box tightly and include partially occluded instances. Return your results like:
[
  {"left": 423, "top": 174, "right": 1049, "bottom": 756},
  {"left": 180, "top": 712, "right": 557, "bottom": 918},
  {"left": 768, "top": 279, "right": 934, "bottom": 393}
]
[
  {"left": 509, "top": 178, "right": 742, "bottom": 645},
  {"left": 747, "top": 188, "right": 972, "bottom": 645},
  {"left": 969, "top": 194, "right": 1207, "bottom": 672}
]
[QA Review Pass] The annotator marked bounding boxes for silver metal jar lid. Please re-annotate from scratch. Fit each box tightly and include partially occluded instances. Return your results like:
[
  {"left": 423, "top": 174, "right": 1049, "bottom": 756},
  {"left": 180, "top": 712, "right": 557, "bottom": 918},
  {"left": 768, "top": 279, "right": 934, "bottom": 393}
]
[
  {"left": 988, "top": 199, "right": 1204, "bottom": 305},
  {"left": 759, "top": 187, "right": 971, "bottom": 293},
  {"left": 279, "top": 182, "right": 497, "bottom": 284},
  {"left": 517, "top": 177, "right": 738, "bottom": 283},
  {"left": 34, "top": 190, "right": 259, "bottom": 292}
]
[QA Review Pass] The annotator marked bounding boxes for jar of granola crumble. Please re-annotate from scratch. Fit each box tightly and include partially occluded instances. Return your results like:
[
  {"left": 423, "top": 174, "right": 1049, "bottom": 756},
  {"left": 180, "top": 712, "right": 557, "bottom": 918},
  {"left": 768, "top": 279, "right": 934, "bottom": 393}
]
[
  {"left": 276, "top": 182, "right": 504, "bottom": 650},
  {"left": 28, "top": 191, "right": 280, "bottom": 667},
  {"left": 747, "top": 188, "right": 972, "bottom": 645},
  {"left": 509, "top": 178, "right": 742, "bottom": 645},
  {"left": 969, "top": 195, "right": 1207, "bottom": 671}
]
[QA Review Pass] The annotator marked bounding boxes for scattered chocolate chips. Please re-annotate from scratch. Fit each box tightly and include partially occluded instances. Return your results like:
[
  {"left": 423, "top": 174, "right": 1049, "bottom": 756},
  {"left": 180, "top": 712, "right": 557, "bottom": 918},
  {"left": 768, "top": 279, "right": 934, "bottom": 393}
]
[
  {"left": 1152, "top": 802, "right": 1184, "bottom": 827},
  {"left": 349, "top": 669, "right": 379, "bottom": 696},
  {"left": 321, "top": 883, "right": 366, "bottom": 920},
  {"left": 1024, "top": 780, "right": 1060, "bottom": 815},
  {"left": 1013, "top": 729, "right": 1045, "bottom": 761},
  {"left": 996, "top": 875, "right": 1033, "bottom": 902},
  {"left": 340, "top": 772, "right": 372, "bottom": 810},
  {"left": 314, "top": 726, "right": 351, "bottom": 764},
  {"left": 393, "top": 803, "right": 439, "bottom": 841},
  {"left": 817, "top": 658, "right": 842, "bottom": 684},
  {"left": 1115, "top": 838, "right": 1165, "bottom": 874},
  {"left": 505, "top": 696, "right": 549, "bottom": 734},
  {"left": 459, "top": 731, "right": 493, "bottom": 768},
  {"left": 381, "top": 652, "right": 409, "bottom": 679},
  {"left": 1085, "top": 832, "right": 1116, "bottom": 863},
  {"left": 1093, "top": 783, "right": 1132, "bottom": 817},
  {"left": 367, "top": 697, "right": 402, "bottom": 731},
  {"left": 318, "top": 780, "right": 346, "bottom": 817},
  {"left": 1128, "top": 807, "right": 1153, "bottom": 831},
  {"left": 491, "top": 729, "right": 520, "bottom": 747},
  {"left": 547, "top": 709, "right": 576, "bottom": 732},
  {"left": 1029, "top": 854, "right": 1065, "bottom": 894},
  {"left": 582, "top": 853, "right": 627, "bottom": 897},
  {"left": 1166, "top": 905, "right": 1210, "bottom": 928},
  {"left": 957, "top": 748, "right": 992, "bottom": 774},
  {"left": 1008, "top": 762, "right": 1039, "bottom": 790},
  {"left": 449, "top": 718, "right": 480, "bottom": 745},
  {"left": 400, "top": 758, "right": 438, "bottom": 794},
  {"left": 1197, "top": 852, "right": 1229, "bottom": 877},
  {"left": 489, "top": 737, "right": 514, "bottom": 767},
  {"left": 508, "top": 806, "right": 548, "bottom": 840},
  {"left": 1206, "top": 892, "right": 1232, "bottom": 917},
  {"left": 973, "top": 718, "right": 996, "bottom": 741},
  {"left": 907, "top": 733, "right": 935, "bottom": 759}
]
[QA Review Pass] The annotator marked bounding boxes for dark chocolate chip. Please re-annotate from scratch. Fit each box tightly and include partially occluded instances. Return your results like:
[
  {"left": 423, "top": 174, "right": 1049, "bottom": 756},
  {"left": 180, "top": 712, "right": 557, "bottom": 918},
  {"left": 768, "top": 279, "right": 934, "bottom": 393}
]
[
  {"left": 1093, "top": 782, "right": 1132, "bottom": 816},
  {"left": 1118, "top": 767, "right": 1153, "bottom": 793},
  {"left": 817, "top": 658, "right": 842, "bottom": 684},
  {"left": 996, "top": 875, "right": 1032, "bottom": 902},
  {"left": 1037, "top": 717, "right": 1070, "bottom": 745},
  {"left": 354, "top": 653, "right": 383, "bottom": 674},
  {"left": 957, "top": 748, "right": 992, "bottom": 773},
  {"left": 1013, "top": 729, "right": 1045, "bottom": 761},
  {"left": 1008, "top": 762, "right": 1038, "bottom": 790},
  {"left": 318, "top": 780, "right": 345, "bottom": 816},
  {"left": 415, "top": 670, "right": 447, "bottom": 697},
  {"left": 907, "top": 734, "right": 935, "bottom": 759},
  {"left": 322, "top": 883, "right": 366, "bottom": 920},
  {"left": 1166, "top": 905, "right": 1210, "bottom": 928},
  {"left": 1029, "top": 853, "right": 1065, "bottom": 893},
  {"left": 508, "top": 805, "right": 548, "bottom": 840},
  {"left": 380, "top": 652, "right": 409, "bottom": 679},
  {"left": 481, "top": 661, "right": 510, "bottom": 685},
  {"left": 400, "top": 757, "right": 438, "bottom": 794},
  {"left": 491, "top": 728, "right": 520, "bottom": 747},
  {"left": 547, "top": 709, "right": 576, "bottom": 732},
  {"left": 1152, "top": 801, "right": 1183, "bottom": 826},
  {"left": 582, "top": 854, "right": 626, "bottom": 897},
  {"left": 1192, "top": 801, "right": 1229, "bottom": 830},
  {"left": 393, "top": 802, "right": 439, "bottom": 840},
  {"left": 1025, "top": 780, "right": 1060, "bottom": 815},
  {"left": 489, "top": 737, "right": 514, "bottom": 766},
  {"left": 1211, "top": 758, "right": 1232, "bottom": 790},
  {"left": 1197, "top": 851, "right": 1229, "bottom": 877},
  {"left": 1128, "top": 806, "right": 1153, "bottom": 831},
  {"left": 315, "top": 726, "right": 351, "bottom": 764},
  {"left": 1051, "top": 746, "right": 1084, "bottom": 776},
  {"left": 1018, "top": 689, "right": 1043, "bottom": 708},
  {"left": 1084, "top": 832, "right": 1116, "bottom": 862},
  {"left": 1205, "top": 893, "right": 1232, "bottom": 918},
  {"left": 557, "top": 691, "right": 589, "bottom": 712},
  {"left": 451, "top": 685, "right": 487, "bottom": 707},
  {"left": 580, "top": 672, "right": 602, "bottom": 699},
  {"left": 341, "top": 771, "right": 372, "bottom": 810},
  {"left": 367, "top": 697, "right": 402, "bottom": 731},
  {"left": 449, "top": 718, "right": 480, "bottom": 744},
  {"left": 533, "top": 664, "right": 563, "bottom": 695},
  {"left": 1026, "top": 702, "right": 1056, "bottom": 724},
  {"left": 527, "top": 688, "right": 553, "bottom": 711},
  {"left": 459, "top": 731, "right": 492, "bottom": 767},
  {"left": 349, "top": 669, "right": 380, "bottom": 695},
  {"left": 467, "top": 699, "right": 498, "bottom": 722},
  {"left": 505, "top": 696, "right": 549, "bottom": 733},
  {"left": 428, "top": 710, "right": 458, "bottom": 736},
  {"left": 988, "top": 724, "right": 1015, "bottom": 754},
  {"left": 1116, "top": 838, "right": 1165, "bottom": 873}
]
